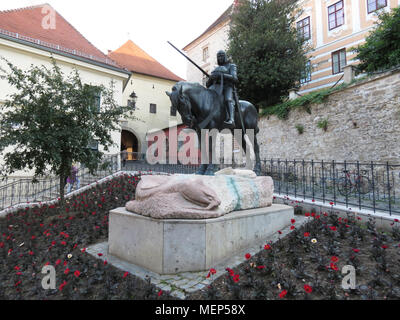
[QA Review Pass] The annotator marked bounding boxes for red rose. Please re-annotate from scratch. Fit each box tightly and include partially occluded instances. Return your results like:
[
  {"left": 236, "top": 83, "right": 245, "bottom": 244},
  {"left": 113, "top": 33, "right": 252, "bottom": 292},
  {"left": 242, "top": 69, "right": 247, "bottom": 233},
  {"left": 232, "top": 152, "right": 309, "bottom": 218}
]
[
  {"left": 279, "top": 290, "right": 288, "bottom": 298},
  {"left": 59, "top": 281, "right": 67, "bottom": 291},
  {"left": 353, "top": 248, "right": 360, "bottom": 253},
  {"left": 304, "top": 285, "right": 313, "bottom": 293},
  {"left": 290, "top": 226, "right": 295, "bottom": 230},
  {"left": 305, "top": 213, "right": 310, "bottom": 217},
  {"left": 233, "top": 274, "right": 240, "bottom": 283},
  {"left": 123, "top": 272, "right": 129, "bottom": 278},
  {"left": 210, "top": 268, "right": 217, "bottom": 275},
  {"left": 264, "top": 244, "right": 272, "bottom": 250},
  {"left": 331, "top": 256, "right": 339, "bottom": 263},
  {"left": 330, "top": 263, "right": 339, "bottom": 271},
  {"left": 291, "top": 219, "right": 296, "bottom": 224},
  {"left": 64, "top": 268, "right": 70, "bottom": 275},
  {"left": 304, "top": 232, "right": 310, "bottom": 237},
  {"left": 74, "top": 270, "right": 81, "bottom": 277},
  {"left": 245, "top": 253, "right": 251, "bottom": 260}
]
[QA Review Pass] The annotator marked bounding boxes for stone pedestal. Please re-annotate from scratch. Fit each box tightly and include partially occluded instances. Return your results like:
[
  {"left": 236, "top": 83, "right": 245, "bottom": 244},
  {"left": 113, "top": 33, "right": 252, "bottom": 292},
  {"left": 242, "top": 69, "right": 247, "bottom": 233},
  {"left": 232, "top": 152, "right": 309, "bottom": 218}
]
[{"left": 108, "top": 204, "right": 294, "bottom": 275}]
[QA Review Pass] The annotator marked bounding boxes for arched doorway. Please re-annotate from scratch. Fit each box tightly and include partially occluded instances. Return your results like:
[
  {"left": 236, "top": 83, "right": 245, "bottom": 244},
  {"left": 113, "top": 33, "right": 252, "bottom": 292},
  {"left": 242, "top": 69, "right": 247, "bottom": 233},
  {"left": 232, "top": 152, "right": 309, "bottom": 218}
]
[{"left": 121, "top": 130, "right": 139, "bottom": 160}]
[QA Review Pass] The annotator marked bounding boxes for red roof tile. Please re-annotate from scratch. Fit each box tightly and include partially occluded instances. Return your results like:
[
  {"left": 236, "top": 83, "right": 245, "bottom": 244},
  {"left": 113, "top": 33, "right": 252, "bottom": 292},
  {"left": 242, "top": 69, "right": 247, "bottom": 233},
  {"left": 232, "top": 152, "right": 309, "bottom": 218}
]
[
  {"left": 109, "top": 40, "right": 183, "bottom": 82},
  {"left": 0, "top": 4, "right": 120, "bottom": 68}
]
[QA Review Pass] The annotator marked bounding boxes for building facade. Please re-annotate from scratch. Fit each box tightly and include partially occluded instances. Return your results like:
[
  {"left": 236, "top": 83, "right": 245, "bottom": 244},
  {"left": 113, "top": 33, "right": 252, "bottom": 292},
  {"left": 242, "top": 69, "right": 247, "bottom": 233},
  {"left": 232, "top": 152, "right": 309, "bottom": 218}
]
[
  {"left": 108, "top": 40, "right": 184, "bottom": 157},
  {"left": 296, "top": 0, "right": 399, "bottom": 94},
  {"left": 0, "top": 4, "right": 130, "bottom": 177},
  {"left": 183, "top": 0, "right": 399, "bottom": 94}
]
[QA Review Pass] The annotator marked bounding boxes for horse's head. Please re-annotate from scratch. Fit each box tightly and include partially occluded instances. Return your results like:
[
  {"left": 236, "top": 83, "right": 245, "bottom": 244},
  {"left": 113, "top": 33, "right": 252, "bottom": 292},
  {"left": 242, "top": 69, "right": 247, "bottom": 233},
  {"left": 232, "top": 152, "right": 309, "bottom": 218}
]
[{"left": 166, "top": 83, "right": 195, "bottom": 128}]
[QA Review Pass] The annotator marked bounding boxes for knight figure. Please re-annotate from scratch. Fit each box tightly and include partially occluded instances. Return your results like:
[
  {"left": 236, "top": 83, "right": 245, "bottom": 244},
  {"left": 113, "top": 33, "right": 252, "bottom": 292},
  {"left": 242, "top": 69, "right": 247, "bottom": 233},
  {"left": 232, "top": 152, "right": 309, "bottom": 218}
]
[{"left": 206, "top": 50, "right": 239, "bottom": 128}]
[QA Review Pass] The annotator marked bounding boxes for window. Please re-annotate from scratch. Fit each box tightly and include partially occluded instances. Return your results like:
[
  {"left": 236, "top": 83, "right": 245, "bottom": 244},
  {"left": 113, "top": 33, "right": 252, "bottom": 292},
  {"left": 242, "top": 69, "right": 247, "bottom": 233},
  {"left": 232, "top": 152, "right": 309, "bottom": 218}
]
[
  {"left": 367, "top": 0, "right": 387, "bottom": 13},
  {"left": 203, "top": 47, "right": 209, "bottom": 61},
  {"left": 328, "top": 1, "right": 345, "bottom": 30},
  {"left": 87, "top": 140, "right": 99, "bottom": 151},
  {"left": 297, "top": 17, "right": 311, "bottom": 40},
  {"left": 170, "top": 105, "right": 177, "bottom": 117},
  {"left": 332, "top": 49, "right": 347, "bottom": 74},
  {"left": 150, "top": 103, "right": 157, "bottom": 114},
  {"left": 85, "top": 84, "right": 101, "bottom": 112},
  {"left": 94, "top": 92, "right": 101, "bottom": 112},
  {"left": 300, "top": 60, "right": 312, "bottom": 84}
]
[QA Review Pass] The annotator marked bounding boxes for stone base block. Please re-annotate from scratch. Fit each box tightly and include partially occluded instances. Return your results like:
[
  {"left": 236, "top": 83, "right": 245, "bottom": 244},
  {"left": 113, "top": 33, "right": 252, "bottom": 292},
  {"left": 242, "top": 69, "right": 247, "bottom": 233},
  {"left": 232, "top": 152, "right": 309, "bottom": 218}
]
[{"left": 108, "top": 204, "right": 294, "bottom": 275}]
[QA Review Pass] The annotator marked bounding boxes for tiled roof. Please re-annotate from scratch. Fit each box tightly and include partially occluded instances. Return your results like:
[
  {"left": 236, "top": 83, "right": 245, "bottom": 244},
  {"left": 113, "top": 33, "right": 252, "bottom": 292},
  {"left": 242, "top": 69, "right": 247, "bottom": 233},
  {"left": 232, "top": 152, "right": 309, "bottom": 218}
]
[
  {"left": 0, "top": 4, "right": 121, "bottom": 68},
  {"left": 183, "top": 4, "right": 233, "bottom": 51},
  {"left": 109, "top": 40, "right": 184, "bottom": 82}
]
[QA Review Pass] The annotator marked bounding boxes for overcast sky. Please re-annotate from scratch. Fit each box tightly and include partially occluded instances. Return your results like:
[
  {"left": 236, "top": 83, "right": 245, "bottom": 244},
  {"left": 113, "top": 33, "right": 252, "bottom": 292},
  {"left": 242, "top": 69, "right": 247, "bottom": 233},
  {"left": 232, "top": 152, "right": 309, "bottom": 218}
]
[{"left": 0, "top": 0, "right": 234, "bottom": 79}]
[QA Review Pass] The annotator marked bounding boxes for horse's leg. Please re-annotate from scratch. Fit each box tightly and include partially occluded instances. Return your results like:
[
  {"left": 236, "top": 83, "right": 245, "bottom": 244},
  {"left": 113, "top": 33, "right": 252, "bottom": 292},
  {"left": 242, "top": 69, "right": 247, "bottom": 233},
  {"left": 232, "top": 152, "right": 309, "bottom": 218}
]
[
  {"left": 196, "top": 129, "right": 208, "bottom": 175},
  {"left": 204, "top": 134, "right": 217, "bottom": 176},
  {"left": 241, "top": 129, "right": 262, "bottom": 176},
  {"left": 253, "top": 134, "right": 262, "bottom": 176}
]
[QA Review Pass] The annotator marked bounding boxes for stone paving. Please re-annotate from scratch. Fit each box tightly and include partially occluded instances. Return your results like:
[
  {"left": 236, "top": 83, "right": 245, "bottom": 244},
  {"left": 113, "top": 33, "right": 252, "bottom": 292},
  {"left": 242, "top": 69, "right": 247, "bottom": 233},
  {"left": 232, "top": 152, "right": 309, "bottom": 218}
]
[{"left": 87, "top": 215, "right": 308, "bottom": 300}]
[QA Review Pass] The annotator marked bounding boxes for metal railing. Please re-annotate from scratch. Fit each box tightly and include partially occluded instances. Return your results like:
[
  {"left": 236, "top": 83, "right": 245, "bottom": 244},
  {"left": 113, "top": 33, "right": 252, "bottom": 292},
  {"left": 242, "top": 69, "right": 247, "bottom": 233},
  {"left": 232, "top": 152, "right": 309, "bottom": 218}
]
[
  {"left": 0, "top": 154, "right": 120, "bottom": 211},
  {"left": 1, "top": 154, "right": 399, "bottom": 216},
  {"left": 260, "top": 159, "right": 399, "bottom": 216}
]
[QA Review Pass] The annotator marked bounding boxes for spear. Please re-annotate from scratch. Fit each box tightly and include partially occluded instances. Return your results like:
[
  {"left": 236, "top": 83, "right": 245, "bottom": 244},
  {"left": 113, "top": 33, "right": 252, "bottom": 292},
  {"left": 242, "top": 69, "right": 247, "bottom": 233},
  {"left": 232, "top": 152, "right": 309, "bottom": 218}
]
[{"left": 167, "top": 41, "right": 210, "bottom": 78}]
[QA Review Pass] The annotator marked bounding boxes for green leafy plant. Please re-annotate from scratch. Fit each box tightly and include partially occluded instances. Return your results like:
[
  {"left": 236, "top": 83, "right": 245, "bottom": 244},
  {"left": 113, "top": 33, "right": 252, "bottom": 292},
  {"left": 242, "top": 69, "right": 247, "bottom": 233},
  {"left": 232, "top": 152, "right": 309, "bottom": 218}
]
[
  {"left": 0, "top": 57, "right": 134, "bottom": 205},
  {"left": 317, "top": 119, "right": 329, "bottom": 132},
  {"left": 228, "top": 0, "right": 310, "bottom": 107},
  {"left": 260, "top": 83, "right": 348, "bottom": 120},
  {"left": 351, "top": 7, "right": 400, "bottom": 73},
  {"left": 295, "top": 124, "right": 305, "bottom": 135}
]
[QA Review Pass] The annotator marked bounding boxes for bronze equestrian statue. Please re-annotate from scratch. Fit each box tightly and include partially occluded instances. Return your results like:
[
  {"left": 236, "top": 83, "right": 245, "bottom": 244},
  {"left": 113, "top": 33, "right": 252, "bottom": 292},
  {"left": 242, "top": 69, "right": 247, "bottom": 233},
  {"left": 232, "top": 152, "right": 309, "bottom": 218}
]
[{"left": 166, "top": 44, "right": 261, "bottom": 176}]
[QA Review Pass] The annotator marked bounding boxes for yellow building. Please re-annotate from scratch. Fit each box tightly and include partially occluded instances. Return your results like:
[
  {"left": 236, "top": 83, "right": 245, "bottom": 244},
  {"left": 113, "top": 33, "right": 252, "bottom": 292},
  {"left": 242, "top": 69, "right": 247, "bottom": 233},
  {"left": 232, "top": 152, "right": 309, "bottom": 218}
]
[
  {"left": 0, "top": 4, "right": 130, "bottom": 177},
  {"left": 108, "top": 40, "right": 183, "bottom": 156},
  {"left": 183, "top": 0, "right": 399, "bottom": 94},
  {"left": 296, "top": 0, "right": 399, "bottom": 94}
]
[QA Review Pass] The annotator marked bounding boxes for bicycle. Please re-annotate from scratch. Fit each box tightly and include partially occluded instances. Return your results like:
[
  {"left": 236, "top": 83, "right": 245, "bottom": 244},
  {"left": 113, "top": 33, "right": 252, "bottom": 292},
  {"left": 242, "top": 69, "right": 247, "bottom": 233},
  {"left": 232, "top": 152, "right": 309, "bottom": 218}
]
[{"left": 336, "top": 170, "right": 372, "bottom": 196}]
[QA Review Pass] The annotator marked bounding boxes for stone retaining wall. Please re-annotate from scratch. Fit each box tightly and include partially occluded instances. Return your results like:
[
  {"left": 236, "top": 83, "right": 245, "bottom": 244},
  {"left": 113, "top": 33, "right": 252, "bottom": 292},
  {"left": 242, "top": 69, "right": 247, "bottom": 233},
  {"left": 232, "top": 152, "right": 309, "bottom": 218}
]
[{"left": 258, "top": 69, "right": 400, "bottom": 163}]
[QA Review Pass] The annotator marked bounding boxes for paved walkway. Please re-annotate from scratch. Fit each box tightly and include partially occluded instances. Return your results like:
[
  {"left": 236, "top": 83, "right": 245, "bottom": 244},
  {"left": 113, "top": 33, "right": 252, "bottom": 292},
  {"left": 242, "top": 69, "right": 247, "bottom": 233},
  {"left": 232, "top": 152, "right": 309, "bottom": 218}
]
[{"left": 87, "top": 216, "right": 308, "bottom": 300}]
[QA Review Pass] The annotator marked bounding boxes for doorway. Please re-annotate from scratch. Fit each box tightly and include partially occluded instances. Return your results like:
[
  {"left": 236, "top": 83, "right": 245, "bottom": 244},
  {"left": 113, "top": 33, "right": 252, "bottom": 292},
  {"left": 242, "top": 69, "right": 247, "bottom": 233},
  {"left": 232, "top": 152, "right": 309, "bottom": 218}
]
[{"left": 121, "top": 130, "right": 139, "bottom": 160}]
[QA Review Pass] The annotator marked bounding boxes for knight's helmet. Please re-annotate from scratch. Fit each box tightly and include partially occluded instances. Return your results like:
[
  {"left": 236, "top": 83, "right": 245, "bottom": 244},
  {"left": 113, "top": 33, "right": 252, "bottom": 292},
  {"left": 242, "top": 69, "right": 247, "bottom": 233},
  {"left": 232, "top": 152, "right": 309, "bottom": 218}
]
[{"left": 217, "top": 50, "right": 227, "bottom": 66}]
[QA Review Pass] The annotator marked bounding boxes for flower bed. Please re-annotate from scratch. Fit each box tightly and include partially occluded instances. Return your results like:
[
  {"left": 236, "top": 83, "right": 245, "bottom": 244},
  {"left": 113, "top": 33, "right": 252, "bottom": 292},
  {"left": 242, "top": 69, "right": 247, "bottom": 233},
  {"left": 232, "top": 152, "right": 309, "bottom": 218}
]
[
  {"left": 187, "top": 212, "right": 400, "bottom": 300},
  {"left": 1, "top": 173, "right": 400, "bottom": 300},
  {"left": 0, "top": 173, "right": 172, "bottom": 300}
]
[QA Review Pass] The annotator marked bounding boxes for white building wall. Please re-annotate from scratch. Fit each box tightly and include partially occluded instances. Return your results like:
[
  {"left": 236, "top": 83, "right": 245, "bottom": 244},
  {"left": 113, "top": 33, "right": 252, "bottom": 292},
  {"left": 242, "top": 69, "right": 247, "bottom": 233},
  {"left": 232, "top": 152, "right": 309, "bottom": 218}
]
[
  {"left": 184, "top": 22, "right": 230, "bottom": 85},
  {"left": 0, "top": 38, "right": 129, "bottom": 177}
]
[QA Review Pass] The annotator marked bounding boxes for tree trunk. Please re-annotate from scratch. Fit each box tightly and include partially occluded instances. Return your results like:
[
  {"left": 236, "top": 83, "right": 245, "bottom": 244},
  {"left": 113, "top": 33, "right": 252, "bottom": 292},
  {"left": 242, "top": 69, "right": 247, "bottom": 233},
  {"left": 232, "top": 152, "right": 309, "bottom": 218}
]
[{"left": 59, "top": 174, "right": 66, "bottom": 207}]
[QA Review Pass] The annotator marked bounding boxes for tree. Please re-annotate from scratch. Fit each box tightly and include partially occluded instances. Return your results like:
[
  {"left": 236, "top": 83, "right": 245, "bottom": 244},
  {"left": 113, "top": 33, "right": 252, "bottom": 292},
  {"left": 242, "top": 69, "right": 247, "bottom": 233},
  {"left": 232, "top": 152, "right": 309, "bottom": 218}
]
[
  {"left": 352, "top": 6, "right": 400, "bottom": 73},
  {"left": 227, "top": 0, "right": 309, "bottom": 108},
  {"left": 0, "top": 57, "right": 133, "bottom": 204}
]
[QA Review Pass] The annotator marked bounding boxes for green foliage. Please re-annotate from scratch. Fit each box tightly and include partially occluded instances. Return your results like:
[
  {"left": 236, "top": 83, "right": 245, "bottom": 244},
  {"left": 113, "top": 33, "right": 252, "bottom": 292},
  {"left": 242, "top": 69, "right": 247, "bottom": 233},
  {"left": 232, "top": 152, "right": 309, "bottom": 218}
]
[
  {"left": 351, "top": 6, "right": 400, "bottom": 73},
  {"left": 295, "top": 124, "right": 304, "bottom": 135},
  {"left": 0, "top": 57, "right": 133, "bottom": 202},
  {"left": 317, "top": 119, "right": 329, "bottom": 132},
  {"left": 228, "top": 0, "right": 310, "bottom": 107},
  {"left": 261, "top": 83, "right": 348, "bottom": 120}
]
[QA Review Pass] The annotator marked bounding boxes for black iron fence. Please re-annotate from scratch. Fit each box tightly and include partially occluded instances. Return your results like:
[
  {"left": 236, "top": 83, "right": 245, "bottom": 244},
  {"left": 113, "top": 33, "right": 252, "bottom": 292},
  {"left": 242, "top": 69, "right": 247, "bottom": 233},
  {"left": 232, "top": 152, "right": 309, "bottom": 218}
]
[
  {"left": 260, "top": 159, "right": 399, "bottom": 216},
  {"left": 0, "top": 154, "right": 120, "bottom": 211},
  {"left": 1, "top": 154, "right": 399, "bottom": 216}
]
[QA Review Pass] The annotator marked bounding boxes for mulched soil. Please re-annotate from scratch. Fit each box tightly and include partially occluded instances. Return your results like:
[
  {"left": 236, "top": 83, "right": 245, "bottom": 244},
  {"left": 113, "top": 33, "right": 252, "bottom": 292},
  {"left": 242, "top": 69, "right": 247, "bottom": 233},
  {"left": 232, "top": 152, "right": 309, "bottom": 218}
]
[{"left": 1, "top": 173, "right": 400, "bottom": 300}]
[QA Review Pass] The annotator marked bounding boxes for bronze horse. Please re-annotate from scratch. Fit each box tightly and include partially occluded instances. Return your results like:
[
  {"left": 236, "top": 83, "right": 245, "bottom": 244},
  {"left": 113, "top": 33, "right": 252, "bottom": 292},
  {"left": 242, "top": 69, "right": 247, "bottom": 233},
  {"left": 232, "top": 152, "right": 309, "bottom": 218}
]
[{"left": 166, "top": 81, "right": 261, "bottom": 175}]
